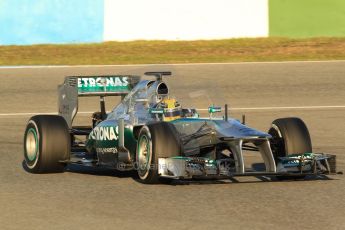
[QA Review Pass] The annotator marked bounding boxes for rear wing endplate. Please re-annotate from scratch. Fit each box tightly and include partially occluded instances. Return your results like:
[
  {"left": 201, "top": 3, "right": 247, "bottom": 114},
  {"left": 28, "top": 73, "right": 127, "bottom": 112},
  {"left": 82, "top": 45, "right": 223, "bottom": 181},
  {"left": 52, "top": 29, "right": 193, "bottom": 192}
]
[{"left": 58, "top": 75, "right": 140, "bottom": 128}]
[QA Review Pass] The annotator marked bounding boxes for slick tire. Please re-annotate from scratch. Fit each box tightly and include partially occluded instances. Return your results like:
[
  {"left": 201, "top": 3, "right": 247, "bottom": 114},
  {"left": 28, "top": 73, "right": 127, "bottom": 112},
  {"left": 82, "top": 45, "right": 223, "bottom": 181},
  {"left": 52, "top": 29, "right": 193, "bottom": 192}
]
[
  {"left": 268, "top": 117, "right": 312, "bottom": 159},
  {"left": 268, "top": 117, "right": 312, "bottom": 180},
  {"left": 136, "top": 122, "right": 181, "bottom": 184},
  {"left": 24, "top": 115, "right": 70, "bottom": 173}
]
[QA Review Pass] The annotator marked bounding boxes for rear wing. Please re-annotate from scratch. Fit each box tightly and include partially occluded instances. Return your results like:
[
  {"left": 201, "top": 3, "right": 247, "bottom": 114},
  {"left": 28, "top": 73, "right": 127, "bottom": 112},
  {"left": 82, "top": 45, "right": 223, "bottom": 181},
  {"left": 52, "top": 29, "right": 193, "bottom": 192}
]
[{"left": 58, "top": 75, "right": 140, "bottom": 128}]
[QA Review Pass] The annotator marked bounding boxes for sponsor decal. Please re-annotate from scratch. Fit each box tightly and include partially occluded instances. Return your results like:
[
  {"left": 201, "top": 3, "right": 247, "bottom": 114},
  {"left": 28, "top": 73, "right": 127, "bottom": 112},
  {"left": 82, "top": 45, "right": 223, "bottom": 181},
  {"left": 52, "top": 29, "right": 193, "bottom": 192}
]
[
  {"left": 96, "top": 147, "right": 118, "bottom": 154},
  {"left": 149, "top": 108, "right": 164, "bottom": 114},
  {"left": 78, "top": 77, "right": 129, "bottom": 88},
  {"left": 89, "top": 126, "right": 119, "bottom": 141}
]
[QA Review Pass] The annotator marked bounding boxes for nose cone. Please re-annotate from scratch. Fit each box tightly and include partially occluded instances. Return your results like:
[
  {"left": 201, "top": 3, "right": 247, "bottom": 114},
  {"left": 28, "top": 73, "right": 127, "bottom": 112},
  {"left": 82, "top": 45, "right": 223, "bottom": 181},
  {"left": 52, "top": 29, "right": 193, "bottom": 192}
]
[{"left": 214, "top": 119, "right": 271, "bottom": 139}]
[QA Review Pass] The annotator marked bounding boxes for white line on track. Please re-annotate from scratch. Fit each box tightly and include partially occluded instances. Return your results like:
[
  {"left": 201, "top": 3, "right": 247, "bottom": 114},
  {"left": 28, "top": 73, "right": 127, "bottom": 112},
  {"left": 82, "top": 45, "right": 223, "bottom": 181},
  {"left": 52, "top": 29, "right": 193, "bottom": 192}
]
[
  {"left": 197, "top": 105, "right": 345, "bottom": 111},
  {"left": 0, "top": 60, "right": 344, "bottom": 69},
  {"left": 1, "top": 105, "right": 344, "bottom": 117},
  {"left": 0, "top": 111, "right": 91, "bottom": 116}
]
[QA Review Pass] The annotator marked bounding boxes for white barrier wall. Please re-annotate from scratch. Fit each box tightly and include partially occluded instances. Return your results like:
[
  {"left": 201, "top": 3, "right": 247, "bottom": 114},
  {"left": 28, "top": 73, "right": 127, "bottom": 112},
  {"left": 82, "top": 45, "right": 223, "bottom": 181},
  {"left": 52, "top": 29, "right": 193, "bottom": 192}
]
[{"left": 104, "top": 0, "right": 268, "bottom": 41}]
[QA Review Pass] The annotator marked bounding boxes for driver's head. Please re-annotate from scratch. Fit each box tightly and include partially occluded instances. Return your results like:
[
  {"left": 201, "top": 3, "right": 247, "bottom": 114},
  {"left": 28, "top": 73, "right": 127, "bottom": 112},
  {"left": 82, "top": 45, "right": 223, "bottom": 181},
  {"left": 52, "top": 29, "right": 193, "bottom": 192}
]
[{"left": 158, "top": 98, "right": 181, "bottom": 121}]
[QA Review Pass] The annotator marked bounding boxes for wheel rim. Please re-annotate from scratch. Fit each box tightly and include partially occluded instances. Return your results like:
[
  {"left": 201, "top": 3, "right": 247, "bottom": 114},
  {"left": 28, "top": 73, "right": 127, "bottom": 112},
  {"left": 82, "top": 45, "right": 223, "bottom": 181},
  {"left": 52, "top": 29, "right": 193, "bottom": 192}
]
[
  {"left": 26, "top": 128, "right": 38, "bottom": 161},
  {"left": 137, "top": 134, "right": 151, "bottom": 179},
  {"left": 269, "top": 125, "right": 285, "bottom": 159}
]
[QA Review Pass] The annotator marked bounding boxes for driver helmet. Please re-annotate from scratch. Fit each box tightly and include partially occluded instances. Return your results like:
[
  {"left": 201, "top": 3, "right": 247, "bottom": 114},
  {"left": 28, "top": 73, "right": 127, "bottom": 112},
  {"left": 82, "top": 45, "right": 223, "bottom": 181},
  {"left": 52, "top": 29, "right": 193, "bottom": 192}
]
[{"left": 158, "top": 98, "right": 182, "bottom": 121}]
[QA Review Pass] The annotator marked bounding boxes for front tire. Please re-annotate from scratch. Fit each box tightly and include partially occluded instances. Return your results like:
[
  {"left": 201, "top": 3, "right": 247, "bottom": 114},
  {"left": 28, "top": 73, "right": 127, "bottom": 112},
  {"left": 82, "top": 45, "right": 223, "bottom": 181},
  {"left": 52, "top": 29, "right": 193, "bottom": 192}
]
[
  {"left": 269, "top": 117, "right": 312, "bottom": 159},
  {"left": 136, "top": 122, "right": 181, "bottom": 184},
  {"left": 24, "top": 115, "right": 70, "bottom": 173},
  {"left": 268, "top": 117, "right": 312, "bottom": 180}
]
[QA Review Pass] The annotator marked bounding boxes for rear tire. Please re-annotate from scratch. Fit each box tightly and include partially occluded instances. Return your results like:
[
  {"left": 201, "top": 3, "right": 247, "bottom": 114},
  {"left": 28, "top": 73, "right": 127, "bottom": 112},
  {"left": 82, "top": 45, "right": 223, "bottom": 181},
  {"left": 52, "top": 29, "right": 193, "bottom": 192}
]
[
  {"left": 24, "top": 115, "right": 70, "bottom": 173},
  {"left": 136, "top": 122, "right": 181, "bottom": 184}
]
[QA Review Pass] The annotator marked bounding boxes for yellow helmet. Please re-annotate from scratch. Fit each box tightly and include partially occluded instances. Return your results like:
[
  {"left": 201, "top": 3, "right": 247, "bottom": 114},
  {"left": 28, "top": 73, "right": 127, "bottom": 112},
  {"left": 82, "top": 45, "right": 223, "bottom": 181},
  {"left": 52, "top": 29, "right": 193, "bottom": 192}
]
[{"left": 158, "top": 98, "right": 181, "bottom": 121}]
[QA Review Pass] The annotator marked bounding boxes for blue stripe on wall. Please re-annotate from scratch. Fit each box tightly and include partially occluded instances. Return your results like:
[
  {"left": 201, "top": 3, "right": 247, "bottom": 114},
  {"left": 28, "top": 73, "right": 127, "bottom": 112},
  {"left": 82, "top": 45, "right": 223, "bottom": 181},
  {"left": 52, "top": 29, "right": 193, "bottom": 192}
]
[{"left": 0, "top": 0, "right": 104, "bottom": 45}]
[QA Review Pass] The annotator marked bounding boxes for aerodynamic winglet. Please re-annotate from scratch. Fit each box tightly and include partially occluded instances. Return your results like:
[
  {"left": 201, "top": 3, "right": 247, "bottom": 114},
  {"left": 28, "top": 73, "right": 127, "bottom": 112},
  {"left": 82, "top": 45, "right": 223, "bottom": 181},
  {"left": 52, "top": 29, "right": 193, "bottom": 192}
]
[{"left": 145, "top": 71, "right": 172, "bottom": 81}]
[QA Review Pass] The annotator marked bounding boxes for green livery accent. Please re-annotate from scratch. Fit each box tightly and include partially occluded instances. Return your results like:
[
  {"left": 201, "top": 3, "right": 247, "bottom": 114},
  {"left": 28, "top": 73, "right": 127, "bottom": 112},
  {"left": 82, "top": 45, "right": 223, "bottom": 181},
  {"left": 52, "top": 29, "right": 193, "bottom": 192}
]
[
  {"left": 208, "top": 106, "right": 221, "bottom": 113},
  {"left": 171, "top": 156, "right": 189, "bottom": 160},
  {"left": 149, "top": 108, "right": 164, "bottom": 114},
  {"left": 87, "top": 123, "right": 137, "bottom": 160},
  {"left": 77, "top": 76, "right": 131, "bottom": 94},
  {"left": 124, "top": 127, "right": 138, "bottom": 157},
  {"left": 285, "top": 153, "right": 314, "bottom": 159},
  {"left": 269, "top": 0, "right": 345, "bottom": 37}
]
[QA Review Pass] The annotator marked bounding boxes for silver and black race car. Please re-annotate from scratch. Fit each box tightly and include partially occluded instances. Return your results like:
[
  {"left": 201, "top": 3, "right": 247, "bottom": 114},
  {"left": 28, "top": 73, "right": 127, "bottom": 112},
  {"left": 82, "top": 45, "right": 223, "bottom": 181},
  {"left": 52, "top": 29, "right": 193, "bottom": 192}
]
[{"left": 23, "top": 72, "right": 337, "bottom": 183}]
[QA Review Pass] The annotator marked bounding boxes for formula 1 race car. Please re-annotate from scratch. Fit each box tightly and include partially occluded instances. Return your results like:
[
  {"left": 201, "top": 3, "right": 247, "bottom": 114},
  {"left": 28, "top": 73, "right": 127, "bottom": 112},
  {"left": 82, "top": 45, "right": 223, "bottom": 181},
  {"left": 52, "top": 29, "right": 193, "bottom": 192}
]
[{"left": 23, "top": 72, "right": 337, "bottom": 183}]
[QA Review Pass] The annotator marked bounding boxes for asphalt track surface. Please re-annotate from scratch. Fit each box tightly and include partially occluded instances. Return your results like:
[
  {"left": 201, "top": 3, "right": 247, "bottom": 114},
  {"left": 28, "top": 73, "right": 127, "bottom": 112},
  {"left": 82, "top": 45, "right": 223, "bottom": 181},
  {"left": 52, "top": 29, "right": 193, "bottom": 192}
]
[{"left": 0, "top": 62, "right": 344, "bottom": 230}]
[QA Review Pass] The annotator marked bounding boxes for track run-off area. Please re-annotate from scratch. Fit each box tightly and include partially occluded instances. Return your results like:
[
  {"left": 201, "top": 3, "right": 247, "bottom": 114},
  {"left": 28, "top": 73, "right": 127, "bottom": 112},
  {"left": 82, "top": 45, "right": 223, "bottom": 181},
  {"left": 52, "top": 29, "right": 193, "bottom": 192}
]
[{"left": 0, "top": 61, "right": 344, "bottom": 230}]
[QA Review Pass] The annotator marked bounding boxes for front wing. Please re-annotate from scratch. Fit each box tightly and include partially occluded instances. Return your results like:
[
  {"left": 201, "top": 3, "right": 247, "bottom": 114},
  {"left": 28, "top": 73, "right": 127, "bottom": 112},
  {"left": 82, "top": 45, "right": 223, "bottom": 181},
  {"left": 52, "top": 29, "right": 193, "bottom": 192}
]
[{"left": 158, "top": 153, "right": 337, "bottom": 179}]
